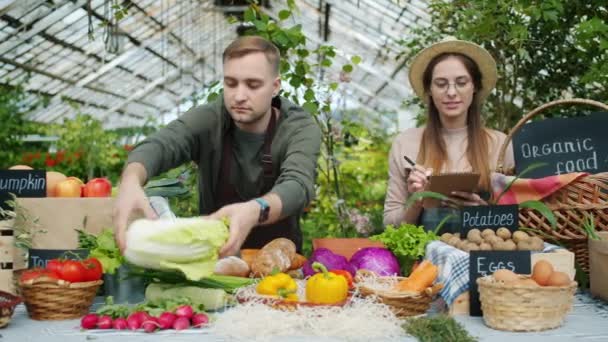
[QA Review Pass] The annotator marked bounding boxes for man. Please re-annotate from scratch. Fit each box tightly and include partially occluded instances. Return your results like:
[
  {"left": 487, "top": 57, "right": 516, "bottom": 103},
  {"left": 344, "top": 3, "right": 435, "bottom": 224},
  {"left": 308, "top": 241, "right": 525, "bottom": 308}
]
[{"left": 113, "top": 36, "right": 322, "bottom": 257}]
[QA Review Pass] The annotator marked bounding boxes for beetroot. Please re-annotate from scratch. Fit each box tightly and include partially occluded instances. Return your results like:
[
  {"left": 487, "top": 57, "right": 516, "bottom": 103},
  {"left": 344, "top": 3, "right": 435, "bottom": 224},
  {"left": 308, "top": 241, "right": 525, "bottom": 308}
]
[
  {"left": 191, "top": 313, "right": 209, "bottom": 328},
  {"left": 157, "top": 312, "right": 176, "bottom": 330},
  {"left": 80, "top": 313, "right": 99, "bottom": 329},
  {"left": 97, "top": 315, "right": 113, "bottom": 329},
  {"left": 112, "top": 317, "right": 128, "bottom": 330},
  {"left": 174, "top": 305, "right": 194, "bottom": 319},
  {"left": 172, "top": 316, "right": 190, "bottom": 330},
  {"left": 142, "top": 317, "right": 159, "bottom": 333}
]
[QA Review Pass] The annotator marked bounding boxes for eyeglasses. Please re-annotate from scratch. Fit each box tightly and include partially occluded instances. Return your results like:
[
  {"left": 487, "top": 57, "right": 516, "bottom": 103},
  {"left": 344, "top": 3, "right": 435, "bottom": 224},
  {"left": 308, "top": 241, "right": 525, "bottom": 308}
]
[{"left": 431, "top": 79, "right": 473, "bottom": 94}]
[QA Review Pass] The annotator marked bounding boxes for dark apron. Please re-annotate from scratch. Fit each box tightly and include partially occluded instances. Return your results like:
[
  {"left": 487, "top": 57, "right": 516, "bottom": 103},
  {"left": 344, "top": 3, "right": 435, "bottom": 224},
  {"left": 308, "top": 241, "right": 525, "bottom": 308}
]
[{"left": 215, "top": 108, "right": 302, "bottom": 252}]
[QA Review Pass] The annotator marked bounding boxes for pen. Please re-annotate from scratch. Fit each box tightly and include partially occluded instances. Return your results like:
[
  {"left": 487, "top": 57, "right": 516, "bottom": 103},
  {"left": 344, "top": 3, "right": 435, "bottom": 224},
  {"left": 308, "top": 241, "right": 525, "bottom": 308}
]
[{"left": 403, "top": 155, "right": 416, "bottom": 167}]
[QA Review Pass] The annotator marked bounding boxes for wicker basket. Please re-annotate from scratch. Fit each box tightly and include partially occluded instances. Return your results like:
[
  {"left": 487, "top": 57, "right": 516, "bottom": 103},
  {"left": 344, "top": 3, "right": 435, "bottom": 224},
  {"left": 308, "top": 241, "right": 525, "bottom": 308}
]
[
  {"left": 355, "top": 270, "right": 443, "bottom": 318},
  {"left": 20, "top": 280, "right": 102, "bottom": 320},
  {"left": 477, "top": 275, "right": 576, "bottom": 331},
  {"left": 496, "top": 98, "right": 608, "bottom": 273},
  {"left": 0, "top": 291, "right": 22, "bottom": 328}
]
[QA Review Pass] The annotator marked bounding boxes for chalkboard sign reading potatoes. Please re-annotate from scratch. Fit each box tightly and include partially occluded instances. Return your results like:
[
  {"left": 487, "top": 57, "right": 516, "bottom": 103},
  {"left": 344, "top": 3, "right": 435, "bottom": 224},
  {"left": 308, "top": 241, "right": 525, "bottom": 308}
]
[
  {"left": 513, "top": 113, "right": 608, "bottom": 178},
  {"left": 460, "top": 205, "right": 519, "bottom": 236},
  {"left": 469, "top": 250, "right": 531, "bottom": 316}
]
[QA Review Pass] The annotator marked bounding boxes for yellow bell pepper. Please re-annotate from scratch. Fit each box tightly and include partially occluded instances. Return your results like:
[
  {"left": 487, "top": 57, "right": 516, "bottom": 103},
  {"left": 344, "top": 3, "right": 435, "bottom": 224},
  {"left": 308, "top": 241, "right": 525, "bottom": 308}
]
[
  {"left": 306, "top": 262, "right": 349, "bottom": 304},
  {"left": 256, "top": 271, "right": 298, "bottom": 299}
]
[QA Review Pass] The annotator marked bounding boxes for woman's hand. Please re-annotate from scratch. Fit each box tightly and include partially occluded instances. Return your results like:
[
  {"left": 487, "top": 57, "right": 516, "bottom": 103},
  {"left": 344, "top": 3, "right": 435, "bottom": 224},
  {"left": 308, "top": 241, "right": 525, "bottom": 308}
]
[
  {"left": 442, "top": 191, "right": 487, "bottom": 208},
  {"left": 406, "top": 165, "right": 433, "bottom": 194}
]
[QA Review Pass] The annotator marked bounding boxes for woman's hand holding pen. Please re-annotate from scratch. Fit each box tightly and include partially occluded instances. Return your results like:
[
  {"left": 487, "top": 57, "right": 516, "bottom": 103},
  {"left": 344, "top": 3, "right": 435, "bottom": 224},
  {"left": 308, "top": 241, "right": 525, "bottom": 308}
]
[{"left": 406, "top": 164, "right": 433, "bottom": 194}]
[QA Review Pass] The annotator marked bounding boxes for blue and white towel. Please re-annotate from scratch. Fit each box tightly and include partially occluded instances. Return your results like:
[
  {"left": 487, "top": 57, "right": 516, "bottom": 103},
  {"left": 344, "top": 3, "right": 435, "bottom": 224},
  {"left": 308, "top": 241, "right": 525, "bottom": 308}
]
[{"left": 425, "top": 240, "right": 561, "bottom": 306}]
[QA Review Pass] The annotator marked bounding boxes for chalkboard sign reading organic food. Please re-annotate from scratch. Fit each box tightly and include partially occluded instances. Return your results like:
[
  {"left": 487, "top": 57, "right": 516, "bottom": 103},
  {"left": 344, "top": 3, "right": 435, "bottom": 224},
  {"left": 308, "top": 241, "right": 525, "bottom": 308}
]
[
  {"left": 513, "top": 113, "right": 608, "bottom": 178},
  {"left": 460, "top": 205, "right": 519, "bottom": 236},
  {"left": 469, "top": 250, "right": 531, "bottom": 316}
]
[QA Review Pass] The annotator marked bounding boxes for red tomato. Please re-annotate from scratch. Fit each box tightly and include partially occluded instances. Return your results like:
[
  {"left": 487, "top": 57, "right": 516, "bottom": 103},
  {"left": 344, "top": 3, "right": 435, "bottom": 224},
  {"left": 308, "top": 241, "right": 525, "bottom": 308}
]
[
  {"left": 82, "top": 258, "right": 103, "bottom": 281},
  {"left": 83, "top": 178, "right": 112, "bottom": 197},
  {"left": 46, "top": 259, "right": 64, "bottom": 275},
  {"left": 59, "top": 260, "right": 86, "bottom": 282},
  {"left": 20, "top": 268, "right": 59, "bottom": 283}
]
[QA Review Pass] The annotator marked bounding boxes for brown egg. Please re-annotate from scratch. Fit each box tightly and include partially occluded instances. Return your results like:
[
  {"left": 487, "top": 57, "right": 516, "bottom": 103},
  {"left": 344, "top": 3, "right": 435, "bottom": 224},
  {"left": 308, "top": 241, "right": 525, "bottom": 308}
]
[
  {"left": 493, "top": 269, "right": 519, "bottom": 284},
  {"left": 532, "top": 260, "right": 554, "bottom": 286},
  {"left": 547, "top": 271, "right": 571, "bottom": 286}
]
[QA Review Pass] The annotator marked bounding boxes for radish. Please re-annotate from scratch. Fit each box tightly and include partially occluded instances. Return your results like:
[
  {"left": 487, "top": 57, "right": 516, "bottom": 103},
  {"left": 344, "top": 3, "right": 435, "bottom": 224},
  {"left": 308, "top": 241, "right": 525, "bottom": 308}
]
[
  {"left": 191, "top": 313, "right": 209, "bottom": 328},
  {"left": 172, "top": 316, "right": 190, "bottom": 330},
  {"left": 112, "top": 317, "right": 128, "bottom": 330},
  {"left": 97, "top": 315, "right": 113, "bottom": 329},
  {"left": 142, "top": 317, "right": 159, "bottom": 333},
  {"left": 157, "top": 312, "right": 176, "bottom": 330},
  {"left": 174, "top": 305, "right": 194, "bottom": 319},
  {"left": 127, "top": 312, "right": 145, "bottom": 330},
  {"left": 80, "top": 313, "right": 98, "bottom": 329}
]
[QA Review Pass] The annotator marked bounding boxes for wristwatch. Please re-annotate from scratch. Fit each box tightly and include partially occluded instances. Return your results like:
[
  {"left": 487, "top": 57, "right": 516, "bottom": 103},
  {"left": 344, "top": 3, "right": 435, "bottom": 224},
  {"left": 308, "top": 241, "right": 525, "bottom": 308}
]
[{"left": 254, "top": 198, "right": 270, "bottom": 223}]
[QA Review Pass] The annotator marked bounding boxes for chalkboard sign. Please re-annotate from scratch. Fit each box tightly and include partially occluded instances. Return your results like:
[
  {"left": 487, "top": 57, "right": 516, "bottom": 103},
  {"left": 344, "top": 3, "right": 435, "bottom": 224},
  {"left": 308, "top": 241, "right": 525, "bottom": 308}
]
[
  {"left": 460, "top": 205, "right": 519, "bottom": 236},
  {"left": 469, "top": 250, "right": 531, "bottom": 316},
  {"left": 28, "top": 249, "right": 89, "bottom": 269},
  {"left": 513, "top": 113, "right": 608, "bottom": 178},
  {"left": 0, "top": 170, "right": 46, "bottom": 211}
]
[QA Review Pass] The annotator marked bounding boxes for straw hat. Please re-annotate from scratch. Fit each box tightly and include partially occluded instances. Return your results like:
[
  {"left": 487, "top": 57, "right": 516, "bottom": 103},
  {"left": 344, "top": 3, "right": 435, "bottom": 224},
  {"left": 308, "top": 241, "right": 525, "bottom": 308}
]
[{"left": 408, "top": 37, "right": 497, "bottom": 101}]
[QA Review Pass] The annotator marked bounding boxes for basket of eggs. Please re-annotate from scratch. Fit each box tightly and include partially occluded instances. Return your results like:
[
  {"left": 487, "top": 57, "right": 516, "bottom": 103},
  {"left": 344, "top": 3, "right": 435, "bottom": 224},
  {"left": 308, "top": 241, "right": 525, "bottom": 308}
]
[{"left": 477, "top": 260, "right": 577, "bottom": 332}]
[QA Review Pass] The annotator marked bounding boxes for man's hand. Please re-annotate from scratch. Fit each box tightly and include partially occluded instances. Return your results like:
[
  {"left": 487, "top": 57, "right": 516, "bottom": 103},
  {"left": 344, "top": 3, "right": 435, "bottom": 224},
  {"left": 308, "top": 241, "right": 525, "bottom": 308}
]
[
  {"left": 209, "top": 200, "right": 260, "bottom": 258},
  {"left": 112, "top": 163, "right": 157, "bottom": 252}
]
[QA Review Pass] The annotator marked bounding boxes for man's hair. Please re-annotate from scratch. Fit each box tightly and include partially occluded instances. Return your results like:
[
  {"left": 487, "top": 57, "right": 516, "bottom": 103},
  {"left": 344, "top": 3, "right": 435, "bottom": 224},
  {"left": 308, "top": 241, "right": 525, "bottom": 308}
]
[{"left": 222, "top": 36, "right": 281, "bottom": 75}]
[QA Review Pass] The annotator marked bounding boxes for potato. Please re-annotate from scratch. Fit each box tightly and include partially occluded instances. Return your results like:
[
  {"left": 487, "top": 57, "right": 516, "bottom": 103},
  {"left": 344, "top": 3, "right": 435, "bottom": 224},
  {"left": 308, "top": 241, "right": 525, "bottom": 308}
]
[
  {"left": 467, "top": 229, "right": 483, "bottom": 244},
  {"left": 441, "top": 232, "right": 453, "bottom": 243},
  {"left": 481, "top": 229, "right": 495, "bottom": 239},
  {"left": 496, "top": 227, "right": 512, "bottom": 240},
  {"left": 503, "top": 240, "right": 517, "bottom": 251},
  {"left": 530, "top": 236, "right": 545, "bottom": 251},
  {"left": 479, "top": 242, "right": 493, "bottom": 251},
  {"left": 512, "top": 231, "right": 530, "bottom": 244},
  {"left": 453, "top": 232, "right": 461, "bottom": 239},
  {"left": 447, "top": 236, "right": 461, "bottom": 247},
  {"left": 456, "top": 240, "right": 469, "bottom": 250},
  {"left": 487, "top": 235, "right": 503, "bottom": 246},
  {"left": 467, "top": 243, "right": 480, "bottom": 251},
  {"left": 517, "top": 240, "right": 532, "bottom": 251}
]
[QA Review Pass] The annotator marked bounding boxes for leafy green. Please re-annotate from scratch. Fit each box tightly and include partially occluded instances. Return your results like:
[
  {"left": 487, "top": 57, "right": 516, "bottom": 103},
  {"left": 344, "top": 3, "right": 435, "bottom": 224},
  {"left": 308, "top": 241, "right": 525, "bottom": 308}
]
[
  {"left": 95, "top": 295, "right": 203, "bottom": 318},
  {"left": 128, "top": 268, "right": 254, "bottom": 294},
  {"left": 370, "top": 224, "right": 438, "bottom": 275},
  {"left": 124, "top": 218, "right": 228, "bottom": 280},
  {"left": 403, "top": 315, "right": 477, "bottom": 342},
  {"left": 76, "top": 228, "right": 125, "bottom": 274}
]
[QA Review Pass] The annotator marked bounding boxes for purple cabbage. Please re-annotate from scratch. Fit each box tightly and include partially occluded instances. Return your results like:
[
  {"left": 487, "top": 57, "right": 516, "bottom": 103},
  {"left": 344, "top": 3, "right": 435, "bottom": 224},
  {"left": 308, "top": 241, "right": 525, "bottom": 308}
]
[
  {"left": 303, "top": 248, "right": 356, "bottom": 277},
  {"left": 349, "top": 247, "right": 400, "bottom": 276}
]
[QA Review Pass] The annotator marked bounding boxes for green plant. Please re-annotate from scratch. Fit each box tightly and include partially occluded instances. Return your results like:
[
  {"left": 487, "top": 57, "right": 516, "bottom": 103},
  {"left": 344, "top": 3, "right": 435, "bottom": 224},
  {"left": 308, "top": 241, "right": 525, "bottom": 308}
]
[
  {"left": 403, "top": 314, "right": 478, "bottom": 342},
  {"left": 0, "top": 194, "right": 47, "bottom": 266},
  {"left": 46, "top": 113, "right": 126, "bottom": 182},
  {"left": 399, "top": 0, "right": 608, "bottom": 131}
]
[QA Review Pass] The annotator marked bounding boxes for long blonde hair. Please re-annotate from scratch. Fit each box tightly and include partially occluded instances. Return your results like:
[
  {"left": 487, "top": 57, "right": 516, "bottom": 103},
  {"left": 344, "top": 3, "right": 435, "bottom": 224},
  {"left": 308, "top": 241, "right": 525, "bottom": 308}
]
[{"left": 416, "top": 53, "right": 492, "bottom": 190}]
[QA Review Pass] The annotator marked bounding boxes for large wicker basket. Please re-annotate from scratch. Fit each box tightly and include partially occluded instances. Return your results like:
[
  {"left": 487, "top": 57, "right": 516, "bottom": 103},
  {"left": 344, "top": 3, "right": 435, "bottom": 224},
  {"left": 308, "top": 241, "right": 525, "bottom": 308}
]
[
  {"left": 477, "top": 275, "right": 576, "bottom": 332},
  {"left": 355, "top": 270, "right": 443, "bottom": 318},
  {"left": 496, "top": 98, "right": 608, "bottom": 273},
  {"left": 20, "top": 280, "right": 102, "bottom": 320}
]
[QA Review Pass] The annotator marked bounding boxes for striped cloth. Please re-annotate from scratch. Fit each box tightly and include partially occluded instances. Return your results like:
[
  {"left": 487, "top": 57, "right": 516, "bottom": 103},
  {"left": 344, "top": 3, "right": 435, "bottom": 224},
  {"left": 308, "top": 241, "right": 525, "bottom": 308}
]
[
  {"left": 425, "top": 240, "right": 561, "bottom": 306},
  {"left": 490, "top": 172, "right": 587, "bottom": 205}
]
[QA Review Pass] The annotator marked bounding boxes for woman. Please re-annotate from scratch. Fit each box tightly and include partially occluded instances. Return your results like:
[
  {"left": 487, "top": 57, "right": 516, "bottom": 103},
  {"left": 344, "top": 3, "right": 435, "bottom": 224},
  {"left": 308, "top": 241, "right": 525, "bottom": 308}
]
[{"left": 383, "top": 37, "right": 515, "bottom": 233}]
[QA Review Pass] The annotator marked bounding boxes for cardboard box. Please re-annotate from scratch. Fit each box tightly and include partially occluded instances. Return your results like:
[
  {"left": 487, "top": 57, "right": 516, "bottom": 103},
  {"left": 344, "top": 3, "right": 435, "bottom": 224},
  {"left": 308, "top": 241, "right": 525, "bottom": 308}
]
[
  {"left": 449, "top": 249, "right": 576, "bottom": 315},
  {"left": 589, "top": 232, "right": 608, "bottom": 301}
]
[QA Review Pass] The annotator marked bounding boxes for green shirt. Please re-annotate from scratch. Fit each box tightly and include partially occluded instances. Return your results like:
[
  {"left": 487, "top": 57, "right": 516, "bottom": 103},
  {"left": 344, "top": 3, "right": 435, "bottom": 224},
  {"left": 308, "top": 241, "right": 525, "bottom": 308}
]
[{"left": 127, "top": 96, "right": 322, "bottom": 217}]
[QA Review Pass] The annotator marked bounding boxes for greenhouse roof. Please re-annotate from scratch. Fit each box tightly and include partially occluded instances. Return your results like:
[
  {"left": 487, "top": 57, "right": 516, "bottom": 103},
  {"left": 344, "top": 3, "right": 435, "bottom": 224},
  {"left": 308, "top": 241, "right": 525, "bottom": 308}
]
[{"left": 0, "top": 0, "right": 429, "bottom": 128}]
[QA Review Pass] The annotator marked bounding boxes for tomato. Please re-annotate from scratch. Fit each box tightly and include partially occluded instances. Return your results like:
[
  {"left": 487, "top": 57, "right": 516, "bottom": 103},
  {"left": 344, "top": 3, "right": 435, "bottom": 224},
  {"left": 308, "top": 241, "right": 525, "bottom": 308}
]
[
  {"left": 46, "top": 259, "right": 64, "bottom": 275},
  {"left": 20, "top": 268, "right": 59, "bottom": 283},
  {"left": 58, "top": 260, "right": 86, "bottom": 283},
  {"left": 82, "top": 258, "right": 103, "bottom": 281},
  {"left": 83, "top": 178, "right": 112, "bottom": 197}
]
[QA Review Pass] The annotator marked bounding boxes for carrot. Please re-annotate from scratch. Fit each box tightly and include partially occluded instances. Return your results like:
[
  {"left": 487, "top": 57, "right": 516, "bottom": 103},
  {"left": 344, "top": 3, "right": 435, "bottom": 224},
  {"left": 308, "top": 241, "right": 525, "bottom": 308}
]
[{"left": 393, "top": 260, "right": 438, "bottom": 293}]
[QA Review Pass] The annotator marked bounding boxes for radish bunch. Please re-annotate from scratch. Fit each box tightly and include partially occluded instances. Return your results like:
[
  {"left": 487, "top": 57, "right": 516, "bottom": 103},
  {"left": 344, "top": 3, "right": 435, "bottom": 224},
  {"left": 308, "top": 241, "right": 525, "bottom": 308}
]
[{"left": 80, "top": 305, "right": 209, "bottom": 333}]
